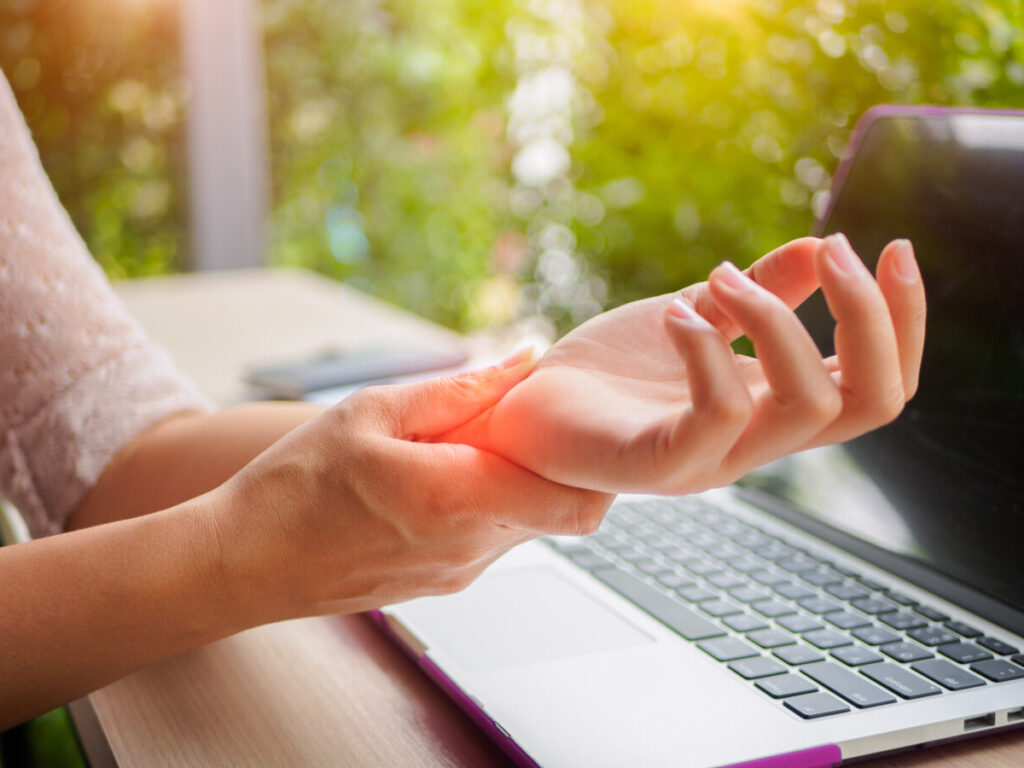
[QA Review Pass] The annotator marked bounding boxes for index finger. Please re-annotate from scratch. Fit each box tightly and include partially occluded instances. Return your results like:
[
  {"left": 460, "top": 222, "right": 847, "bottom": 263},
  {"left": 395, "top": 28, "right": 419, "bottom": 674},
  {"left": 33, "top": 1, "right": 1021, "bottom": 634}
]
[{"left": 681, "top": 237, "right": 823, "bottom": 341}]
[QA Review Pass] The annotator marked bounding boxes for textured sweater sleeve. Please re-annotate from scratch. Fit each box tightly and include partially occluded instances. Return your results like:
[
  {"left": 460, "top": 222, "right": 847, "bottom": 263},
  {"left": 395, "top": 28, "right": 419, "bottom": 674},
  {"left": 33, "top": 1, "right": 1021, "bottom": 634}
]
[{"left": 0, "top": 69, "right": 213, "bottom": 538}]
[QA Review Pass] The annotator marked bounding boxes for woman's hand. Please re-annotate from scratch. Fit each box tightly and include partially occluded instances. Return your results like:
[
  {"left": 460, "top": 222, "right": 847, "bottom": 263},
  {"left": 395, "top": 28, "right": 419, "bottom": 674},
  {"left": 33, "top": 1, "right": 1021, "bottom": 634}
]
[
  {"left": 210, "top": 351, "right": 613, "bottom": 623},
  {"left": 448, "top": 234, "right": 926, "bottom": 495}
]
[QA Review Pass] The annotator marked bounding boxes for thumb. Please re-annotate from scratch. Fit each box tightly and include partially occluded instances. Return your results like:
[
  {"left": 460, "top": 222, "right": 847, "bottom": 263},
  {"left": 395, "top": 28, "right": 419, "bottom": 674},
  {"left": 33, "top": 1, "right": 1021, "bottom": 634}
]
[{"left": 373, "top": 348, "right": 538, "bottom": 440}]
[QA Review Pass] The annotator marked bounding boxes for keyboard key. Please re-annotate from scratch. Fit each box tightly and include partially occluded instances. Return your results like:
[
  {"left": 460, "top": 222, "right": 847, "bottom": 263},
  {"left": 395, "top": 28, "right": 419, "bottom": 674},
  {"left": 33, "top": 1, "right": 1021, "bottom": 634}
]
[
  {"left": 754, "top": 544, "right": 799, "bottom": 562},
  {"left": 705, "top": 544, "right": 741, "bottom": 560},
  {"left": 778, "top": 557, "right": 819, "bottom": 573},
  {"left": 858, "top": 577, "right": 887, "bottom": 591},
  {"left": 567, "top": 551, "right": 613, "bottom": 569},
  {"left": 881, "top": 642, "right": 933, "bottom": 663},
  {"left": 804, "top": 630, "right": 852, "bottom": 650},
  {"left": 753, "top": 600, "right": 797, "bottom": 618},
  {"left": 748, "top": 629, "right": 796, "bottom": 649},
  {"left": 831, "top": 646, "right": 883, "bottom": 667},
  {"left": 592, "top": 568, "right": 725, "bottom": 641},
  {"left": 678, "top": 586, "right": 717, "bottom": 603},
  {"left": 886, "top": 591, "right": 920, "bottom": 607},
  {"left": 729, "top": 586, "right": 771, "bottom": 604},
  {"left": 852, "top": 626, "right": 901, "bottom": 646},
  {"left": 825, "top": 583, "right": 871, "bottom": 601},
  {"left": 724, "top": 613, "right": 769, "bottom": 632},
  {"left": 778, "top": 614, "right": 823, "bottom": 633},
  {"left": 656, "top": 572, "right": 694, "bottom": 590},
  {"left": 912, "top": 659, "right": 986, "bottom": 691},
  {"left": 707, "top": 572, "right": 746, "bottom": 590},
  {"left": 685, "top": 560, "right": 723, "bottom": 577},
  {"left": 774, "top": 645, "right": 825, "bottom": 666},
  {"left": 757, "top": 674, "right": 818, "bottom": 699},
  {"left": 698, "top": 636, "right": 760, "bottom": 661},
  {"left": 1014, "top": 654, "right": 1024, "bottom": 667},
  {"left": 784, "top": 692, "right": 850, "bottom": 719},
  {"left": 733, "top": 532, "right": 774, "bottom": 550},
  {"left": 548, "top": 539, "right": 588, "bottom": 554},
  {"left": 831, "top": 564, "right": 861, "bottom": 578},
  {"left": 880, "top": 612, "right": 928, "bottom": 631},
  {"left": 827, "top": 612, "right": 871, "bottom": 630},
  {"left": 970, "top": 659, "right": 1024, "bottom": 683},
  {"left": 726, "top": 556, "right": 765, "bottom": 573},
  {"left": 907, "top": 627, "right": 960, "bottom": 647},
  {"left": 729, "top": 656, "right": 788, "bottom": 680},
  {"left": 944, "top": 620, "right": 982, "bottom": 639},
  {"left": 860, "top": 663, "right": 941, "bottom": 700},
  {"left": 978, "top": 637, "right": 1020, "bottom": 656},
  {"left": 913, "top": 605, "right": 949, "bottom": 621},
  {"left": 799, "top": 597, "right": 844, "bottom": 615},
  {"left": 851, "top": 597, "right": 900, "bottom": 615},
  {"left": 620, "top": 548, "right": 651, "bottom": 563},
  {"left": 774, "top": 582, "right": 817, "bottom": 601},
  {"left": 801, "top": 568, "right": 846, "bottom": 587},
  {"left": 801, "top": 662, "right": 896, "bottom": 708},
  {"left": 636, "top": 559, "right": 672, "bottom": 576},
  {"left": 646, "top": 539, "right": 684, "bottom": 553},
  {"left": 701, "top": 600, "right": 743, "bottom": 618},
  {"left": 751, "top": 570, "right": 791, "bottom": 587},
  {"left": 939, "top": 643, "right": 993, "bottom": 664}
]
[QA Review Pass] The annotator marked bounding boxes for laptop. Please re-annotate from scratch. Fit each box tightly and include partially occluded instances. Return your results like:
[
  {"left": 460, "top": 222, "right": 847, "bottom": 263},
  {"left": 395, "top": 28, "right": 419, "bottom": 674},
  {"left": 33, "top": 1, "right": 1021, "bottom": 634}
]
[{"left": 374, "top": 106, "right": 1024, "bottom": 767}]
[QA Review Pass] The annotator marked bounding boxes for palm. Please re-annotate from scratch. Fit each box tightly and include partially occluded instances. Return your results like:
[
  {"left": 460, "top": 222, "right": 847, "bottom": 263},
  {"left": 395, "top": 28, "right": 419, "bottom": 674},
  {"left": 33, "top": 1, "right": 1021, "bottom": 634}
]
[
  {"left": 484, "top": 291, "right": 765, "bottom": 493},
  {"left": 446, "top": 238, "right": 826, "bottom": 494}
]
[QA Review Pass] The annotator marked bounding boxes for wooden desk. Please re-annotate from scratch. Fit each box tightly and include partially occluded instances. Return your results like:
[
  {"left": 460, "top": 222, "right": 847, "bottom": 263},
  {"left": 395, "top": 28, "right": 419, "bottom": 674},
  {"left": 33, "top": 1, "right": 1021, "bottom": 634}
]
[{"left": 78, "top": 269, "right": 1024, "bottom": 767}]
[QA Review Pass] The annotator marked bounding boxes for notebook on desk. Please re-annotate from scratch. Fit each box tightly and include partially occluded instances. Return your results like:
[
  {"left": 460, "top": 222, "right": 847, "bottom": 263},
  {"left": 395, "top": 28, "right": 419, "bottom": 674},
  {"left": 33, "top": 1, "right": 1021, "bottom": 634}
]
[{"left": 376, "top": 106, "right": 1024, "bottom": 768}]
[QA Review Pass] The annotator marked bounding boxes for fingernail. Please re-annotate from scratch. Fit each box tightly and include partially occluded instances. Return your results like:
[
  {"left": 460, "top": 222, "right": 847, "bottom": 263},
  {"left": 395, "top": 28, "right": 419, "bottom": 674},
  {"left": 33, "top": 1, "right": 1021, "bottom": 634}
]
[
  {"left": 497, "top": 346, "right": 538, "bottom": 370},
  {"left": 893, "top": 239, "right": 920, "bottom": 283},
  {"left": 667, "top": 297, "right": 711, "bottom": 326},
  {"left": 825, "top": 233, "right": 861, "bottom": 274},
  {"left": 714, "top": 261, "right": 755, "bottom": 292}
]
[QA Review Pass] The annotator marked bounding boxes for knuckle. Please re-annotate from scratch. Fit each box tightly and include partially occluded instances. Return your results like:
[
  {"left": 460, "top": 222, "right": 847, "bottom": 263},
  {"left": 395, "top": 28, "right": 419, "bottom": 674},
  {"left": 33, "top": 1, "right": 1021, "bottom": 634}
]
[
  {"left": 575, "top": 511, "right": 603, "bottom": 537},
  {"left": 706, "top": 390, "right": 752, "bottom": 427},
  {"left": 878, "top": 393, "right": 906, "bottom": 424},
  {"left": 804, "top": 387, "right": 843, "bottom": 424},
  {"left": 857, "top": 384, "right": 906, "bottom": 426},
  {"left": 572, "top": 492, "right": 614, "bottom": 536}
]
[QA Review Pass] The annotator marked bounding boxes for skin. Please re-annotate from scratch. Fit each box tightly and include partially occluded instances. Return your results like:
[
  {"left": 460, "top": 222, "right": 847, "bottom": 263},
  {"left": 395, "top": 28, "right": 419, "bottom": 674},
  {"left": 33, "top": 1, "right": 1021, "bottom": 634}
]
[
  {"left": 0, "top": 234, "right": 926, "bottom": 728},
  {"left": 447, "top": 234, "right": 926, "bottom": 494},
  {"left": 3, "top": 353, "right": 610, "bottom": 728}
]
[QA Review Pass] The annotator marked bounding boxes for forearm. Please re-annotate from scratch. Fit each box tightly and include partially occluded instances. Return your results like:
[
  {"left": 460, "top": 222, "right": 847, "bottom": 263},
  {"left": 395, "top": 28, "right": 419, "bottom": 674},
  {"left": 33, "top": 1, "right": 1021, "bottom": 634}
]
[
  {"left": 68, "top": 401, "right": 325, "bottom": 529},
  {"left": 1, "top": 494, "right": 245, "bottom": 728}
]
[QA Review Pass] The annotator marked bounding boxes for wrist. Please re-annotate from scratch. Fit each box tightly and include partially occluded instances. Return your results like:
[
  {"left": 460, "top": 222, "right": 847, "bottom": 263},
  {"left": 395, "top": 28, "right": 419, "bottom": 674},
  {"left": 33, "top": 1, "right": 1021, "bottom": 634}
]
[{"left": 199, "top": 481, "right": 297, "bottom": 630}]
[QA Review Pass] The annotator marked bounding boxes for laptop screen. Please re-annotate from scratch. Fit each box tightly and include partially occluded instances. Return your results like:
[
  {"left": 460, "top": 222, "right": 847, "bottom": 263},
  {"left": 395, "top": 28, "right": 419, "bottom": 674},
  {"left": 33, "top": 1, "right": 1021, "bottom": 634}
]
[{"left": 741, "top": 109, "right": 1024, "bottom": 618}]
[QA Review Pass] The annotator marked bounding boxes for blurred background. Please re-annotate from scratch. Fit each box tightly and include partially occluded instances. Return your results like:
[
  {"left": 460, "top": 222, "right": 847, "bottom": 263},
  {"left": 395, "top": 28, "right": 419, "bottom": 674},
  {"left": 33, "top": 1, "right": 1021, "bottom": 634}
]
[
  {"left": 3, "top": 0, "right": 1022, "bottom": 337},
  {"left": 0, "top": 0, "right": 1022, "bottom": 763}
]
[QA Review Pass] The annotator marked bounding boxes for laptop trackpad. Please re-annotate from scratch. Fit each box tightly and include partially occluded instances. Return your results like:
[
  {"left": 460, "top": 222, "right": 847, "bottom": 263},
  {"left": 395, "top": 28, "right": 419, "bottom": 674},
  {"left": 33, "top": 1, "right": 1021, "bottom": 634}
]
[{"left": 397, "top": 568, "right": 654, "bottom": 673}]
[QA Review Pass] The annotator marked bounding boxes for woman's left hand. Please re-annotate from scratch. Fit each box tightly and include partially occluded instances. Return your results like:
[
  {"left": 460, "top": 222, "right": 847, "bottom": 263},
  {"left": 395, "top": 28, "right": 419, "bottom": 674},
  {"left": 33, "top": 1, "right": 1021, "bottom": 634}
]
[{"left": 445, "top": 234, "right": 926, "bottom": 495}]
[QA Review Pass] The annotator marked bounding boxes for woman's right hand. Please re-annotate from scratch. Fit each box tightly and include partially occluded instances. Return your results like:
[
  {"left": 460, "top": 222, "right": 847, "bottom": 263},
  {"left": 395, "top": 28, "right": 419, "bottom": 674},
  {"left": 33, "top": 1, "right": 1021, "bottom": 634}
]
[{"left": 208, "top": 351, "right": 613, "bottom": 625}]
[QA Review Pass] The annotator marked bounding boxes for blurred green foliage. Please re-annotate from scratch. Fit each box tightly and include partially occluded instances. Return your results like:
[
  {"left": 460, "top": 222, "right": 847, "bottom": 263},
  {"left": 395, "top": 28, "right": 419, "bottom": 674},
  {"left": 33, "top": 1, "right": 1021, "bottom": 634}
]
[
  {"left": 263, "top": 0, "right": 520, "bottom": 328},
  {"left": 2, "top": 0, "right": 1022, "bottom": 331},
  {"left": 575, "top": 0, "right": 1024, "bottom": 307},
  {"left": 0, "top": 0, "right": 187, "bottom": 278}
]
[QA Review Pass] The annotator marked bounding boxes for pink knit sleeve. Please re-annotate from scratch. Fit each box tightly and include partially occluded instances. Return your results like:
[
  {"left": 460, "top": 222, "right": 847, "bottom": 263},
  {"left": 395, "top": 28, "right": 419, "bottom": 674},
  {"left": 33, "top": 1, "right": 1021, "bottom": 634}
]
[{"left": 0, "top": 70, "right": 213, "bottom": 538}]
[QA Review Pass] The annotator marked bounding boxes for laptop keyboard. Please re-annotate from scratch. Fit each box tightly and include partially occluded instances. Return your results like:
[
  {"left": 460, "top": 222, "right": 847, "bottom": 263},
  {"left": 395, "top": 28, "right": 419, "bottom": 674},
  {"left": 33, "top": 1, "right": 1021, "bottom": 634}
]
[{"left": 546, "top": 497, "right": 1024, "bottom": 719}]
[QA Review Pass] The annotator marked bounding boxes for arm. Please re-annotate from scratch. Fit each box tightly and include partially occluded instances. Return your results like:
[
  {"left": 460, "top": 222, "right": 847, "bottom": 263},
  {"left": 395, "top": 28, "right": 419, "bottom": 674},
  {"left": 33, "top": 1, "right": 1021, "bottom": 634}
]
[
  {"left": 1, "top": 357, "right": 611, "bottom": 729},
  {"left": 1, "top": 497, "right": 238, "bottom": 728},
  {"left": 68, "top": 401, "right": 324, "bottom": 528}
]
